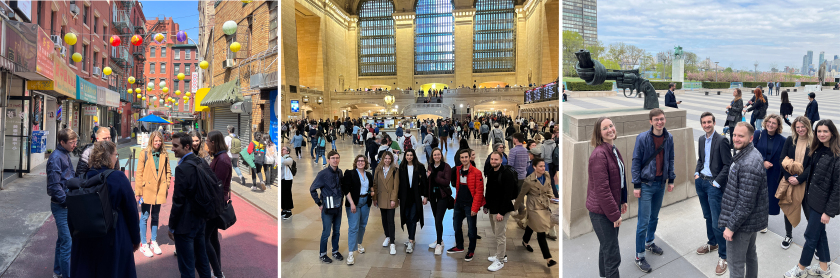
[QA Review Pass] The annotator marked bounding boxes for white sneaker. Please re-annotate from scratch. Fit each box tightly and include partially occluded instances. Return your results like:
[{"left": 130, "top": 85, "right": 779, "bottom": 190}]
[
  {"left": 784, "top": 266, "right": 807, "bottom": 278},
  {"left": 488, "top": 261, "right": 505, "bottom": 272},
  {"left": 150, "top": 241, "right": 162, "bottom": 255},
  {"left": 389, "top": 244, "right": 396, "bottom": 255},
  {"left": 760, "top": 228, "right": 768, "bottom": 233},
  {"left": 140, "top": 244, "right": 154, "bottom": 257},
  {"left": 488, "top": 255, "right": 508, "bottom": 262},
  {"left": 346, "top": 252, "right": 355, "bottom": 265},
  {"left": 806, "top": 264, "right": 831, "bottom": 278},
  {"left": 406, "top": 242, "right": 414, "bottom": 254},
  {"left": 434, "top": 244, "right": 443, "bottom": 255},
  {"left": 357, "top": 244, "right": 365, "bottom": 254},
  {"left": 429, "top": 242, "right": 436, "bottom": 249},
  {"left": 250, "top": 186, "right": 258, "bottom": 191},
  {"left": 382, "top": 237, "right": 390, "bottom": 247}
]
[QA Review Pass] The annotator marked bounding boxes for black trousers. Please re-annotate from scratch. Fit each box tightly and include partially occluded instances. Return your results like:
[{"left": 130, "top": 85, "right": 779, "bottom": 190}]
[
  {"left": 294, "top": 147, "right": 301, "bottom": 156},
  {"left": 523, "top": 225, "right": 552, "bottom": 259},
  {"left": 281, "top": 179, "right": 294, "bottom": 210},
  {"left": 590, "top": 212, "right": 620, "bottom": 278},
  {"left": 205, "top": 222, "right": 222, "bottom": 276},
  {"left": 380, "top": 208, "right": 396, "bottom": 244},
  {"left": 429, "top": 195, "right": 448, "bottom": 244}
]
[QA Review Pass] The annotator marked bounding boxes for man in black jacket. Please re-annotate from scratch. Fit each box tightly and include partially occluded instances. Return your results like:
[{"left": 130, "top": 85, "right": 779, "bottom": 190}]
[
  {"left": 719, "top": 122, "right": 768, "bottom": 278},
  {"left": 168, "top": 132, "right": 212, "bottom": 278},
  {"left": 694, "top": 112, "right": 732, "bottom": 275},
  {"left": 664, "top": 83, "right": 681, "bottom": 108},
  {"left": 310, "top": 151, "right": 344, "bottom": 264},
  {"left": 805, "top": 92, "right": 820, "bottom": 125},
  {"left": 483, "top": 152, "right": 517, "bottom": 272}
]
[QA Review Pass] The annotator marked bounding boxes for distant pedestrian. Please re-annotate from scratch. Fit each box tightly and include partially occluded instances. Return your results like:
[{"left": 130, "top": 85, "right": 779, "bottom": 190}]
[
  {"left": 768, "top": 82, "right": 775, "bottom": 96},
  {"left": 225, "top": 126, "right": 246, "bottom": 182},
  {"left": 780, "top": 90, "right": 793, "bottom": 126},
  {"left": 805, "top": 92, "right": 820, "bottom": 125},
  {"left": 727, "top": 88, "right": 745, "bottom": 149},
  {"left": 664, "top": 83, "right": 681, "bottom": 108},
  {"left": 281, "top": 147, "right": 295, "bottom": 220},
  {"left": 745, "top": 88, "right": 768, "bottom": 131}
]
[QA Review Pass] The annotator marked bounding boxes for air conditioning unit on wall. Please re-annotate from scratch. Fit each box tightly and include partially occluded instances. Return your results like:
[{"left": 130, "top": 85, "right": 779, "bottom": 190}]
[{"left": 223, "top": 59, "right": 235, "bottom": 69}]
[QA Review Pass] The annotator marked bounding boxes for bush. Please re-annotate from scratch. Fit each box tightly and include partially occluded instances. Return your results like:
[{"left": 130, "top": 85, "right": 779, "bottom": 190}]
[
  {"left": 780, "top": 82, "right": 796, "bottom": 87},
  {"left": 742, "top": 82, "right": 767, "bottom": 88},
  {"left": 824, "top": 82, "right": 837, "bottom": 87},
  {"left": 800, "top": 82, "right": 819, "bottom": 86},
  {"left": 649, "top": 81, "right": 682, "bottom": 90},
  {"left": 702, "top": 82, "right": 730, "bottom": 89},
  {"left": 566, "top": 81, "right": 614, "bottom": 91}
]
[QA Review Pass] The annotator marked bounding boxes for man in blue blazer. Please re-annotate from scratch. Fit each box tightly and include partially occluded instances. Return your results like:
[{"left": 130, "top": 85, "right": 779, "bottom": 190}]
[{"left": 664, "top": 83, "right": 681, "bottom": 108}]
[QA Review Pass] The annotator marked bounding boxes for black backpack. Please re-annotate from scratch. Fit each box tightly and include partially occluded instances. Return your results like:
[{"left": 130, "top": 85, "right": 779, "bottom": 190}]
[
  {"left": 290, "top": 160, "right": 298, "bottom": 176},
  {"left": 497, "top": 165, "right": 520, "bottom": 197},
  {"left": 431, "top": 136, "right": 439, "bottom": 148},
  {"left": 65, "top": 170, "right": 117, "bottom": 239},
  {"left": 185, "top": 159, "right": 224, "bottom": 220}
]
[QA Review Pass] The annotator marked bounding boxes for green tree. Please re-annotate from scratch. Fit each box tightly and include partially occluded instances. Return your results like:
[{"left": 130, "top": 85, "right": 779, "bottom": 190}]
[
  {"left": 724, "top": 67, "right": 733, "bottom": 73},
  {"left": 563, "top": 31, "right": 584, "bottom": 77}
]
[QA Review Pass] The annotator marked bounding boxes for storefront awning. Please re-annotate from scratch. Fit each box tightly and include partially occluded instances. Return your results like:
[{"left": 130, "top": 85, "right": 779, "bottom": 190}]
[
  {"left": 4, "top": 19, "right": 53, "bottom": 80},
  {"left": 200, "top": 78, "right": 242, "bottom": 107},
  {"left": 26, "top": 55, "right": 76, "bottom": 99}
]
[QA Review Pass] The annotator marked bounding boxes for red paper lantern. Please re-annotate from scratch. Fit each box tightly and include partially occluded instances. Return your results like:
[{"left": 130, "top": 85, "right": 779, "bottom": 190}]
[
  {"left": 131, "top": 35, "right": 142, "bottom": 46},
  {"left": 109, "top": 35, "right": 121, "bottom": 47}
]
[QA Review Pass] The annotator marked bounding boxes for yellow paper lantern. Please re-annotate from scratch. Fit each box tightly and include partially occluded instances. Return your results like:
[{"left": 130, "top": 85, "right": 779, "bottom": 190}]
[
  {"left": 126, "top": 89, "right": 132, "bottom": 94},
  {"left": 142, "top": 97, "right": 146, "bottom": 100},
  {"left": 199, "top": 61, "right": 209, "bottom": 69},
  {"left": 102, "top": 67, "right": 112, "bottom": 76},
  {"left": 135, "top": 88, "right": 141, "bottom": 93},
  {"left": 177, "top": 73, "right": 185, "bottom": 80},
  {"left": 71, "top": 53, "right": 82, "bottom": 63},
  {"left": 128, "top": 76, "right": 135, "bottom": 84},
  {"left": 230, "top": 42, "right": 241, "bottom": 53},
  {"left": 186, "top": 92, "right": 191, "bottom": 97},
  {"left": 136, "top": 94, "right": 141, "bottom": 99},
  {"left": 176, "top": 90, "right": 181, "bottom": 96},
  {"left": 64, "top": 33, "right": 77, "bottom": 45},
  {"left": 162, "top": 87, "right": 169, "bottom": 93},
  {"left": 184, "top": 96, "right": 189, "bottom": 100}
]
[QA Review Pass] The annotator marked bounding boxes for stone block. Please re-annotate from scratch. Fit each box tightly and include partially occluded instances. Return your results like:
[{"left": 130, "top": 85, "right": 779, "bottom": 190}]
[{"left": 562, "top": 108, "right": 697, "bottom": 239}]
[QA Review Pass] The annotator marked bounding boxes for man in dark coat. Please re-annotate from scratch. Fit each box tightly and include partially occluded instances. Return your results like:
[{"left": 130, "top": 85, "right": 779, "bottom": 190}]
[
  {"left": 168, "top": 132, "right": 212, "bottom": 277},
  {"left": 719, "top": 122, "right": 768, "bottom": 278},
  {"left": 694, "top": 112, "right": 732, "bottom": 275},
  {"left": 805, "top": 92, "right": 820, "bottom": 124},
  {"left": 397, "top": 151, "right": 428, "bottom": 253},
  {"left": 483, "top": 152, "right": 517, "bottom": 271},
  {"left": 664, "top": 83, "right": 681, "bottom": 108}
]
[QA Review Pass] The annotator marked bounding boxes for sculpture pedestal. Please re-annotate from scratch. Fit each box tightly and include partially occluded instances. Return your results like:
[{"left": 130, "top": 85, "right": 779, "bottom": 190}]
[
  {"left": 562, "top": 107, "right": 697, "bottom": 239},
  {"left": 672, "top": 57, "right": 685, "bottom": 82}
]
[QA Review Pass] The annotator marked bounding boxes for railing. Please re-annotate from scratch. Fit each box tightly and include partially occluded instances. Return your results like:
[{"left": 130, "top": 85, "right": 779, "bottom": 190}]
[
  {"left": 298, "top": 87, "right": 323, "bottom": 95},
  {"left": 112, "top": 8, "right": 134, "bottom": 34},
  {"left": 111, "top": 46, "right": 131, "bottom": 67},
  {"left": 401, "top": 103, "right": 452, "bottom": 118},
  {"left": 332, "top": 87, "right": 536, "bottom": 97}
]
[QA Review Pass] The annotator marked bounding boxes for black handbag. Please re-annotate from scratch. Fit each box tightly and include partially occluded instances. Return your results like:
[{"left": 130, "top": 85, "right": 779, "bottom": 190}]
[
  {"left": 214, "top": 193, "right": 237, "bottom": 230},
  {"left": 446, "top": 195, "right": 455, "bottom": 210}
]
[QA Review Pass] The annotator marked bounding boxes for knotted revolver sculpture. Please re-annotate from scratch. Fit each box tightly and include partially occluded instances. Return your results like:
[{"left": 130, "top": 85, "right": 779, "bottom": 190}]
[{"left": 575, "top": 50, "right": 659, "bottom": 109}]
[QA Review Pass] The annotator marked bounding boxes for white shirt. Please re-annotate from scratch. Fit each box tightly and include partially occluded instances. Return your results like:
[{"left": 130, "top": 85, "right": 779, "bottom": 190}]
[
  {"left": 225, "top": 133, "right": 237, "bottom": 158},
  {"left": 407, "top": 165, "right": 414, "bottom": 188},
  {"left": 382, "top": 166, "right": 390, "bottom": 177}
]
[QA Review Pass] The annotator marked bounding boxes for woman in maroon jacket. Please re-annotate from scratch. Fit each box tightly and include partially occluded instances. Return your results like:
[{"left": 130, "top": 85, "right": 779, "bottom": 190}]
[
  {"left": 586, "top": 117, "right": 628, "bottom": 278},
  {"left": 426, "top": 148, "right": 451, "bottom": 255},
  {"left": 206, "top": 130, "right": 232, "bottom": 278}
]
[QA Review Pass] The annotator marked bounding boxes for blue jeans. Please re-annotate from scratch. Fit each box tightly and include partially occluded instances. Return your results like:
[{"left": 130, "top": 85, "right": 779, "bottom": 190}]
[
  {"left": 346, "top": 196, "right": 370, "bottom": 252},
  {"left": 331, "top": 141, "right": 336, "bottom": 150},
  {"left": 696, "top": 178, "right": 726, "bottom": 259},
  {"left": 174, "top": 221, "right": 212, "bottom": 278},
  {"left": 800, "top": 208, "right": 831, "bottom": 266},
  {"left": 140, "top": 204, "right": 161, "bottom": 243},
  {"left": 51, "top": 202, "right": 71, "bottom": 277},
  {"left": 309, "top": 139, "right": 317, "bottom": 157},
  {"left": 635, "top": 181, "right": 665, "bottom": 257},
  {"left": 315, "top": 148, "right": 326, "bottom": 165},
  {"left": 320, "top": 207, "right": 342, "bottom": 255},
  {"left": 453, "top": 203, "right": 477, "bottom": 252}
]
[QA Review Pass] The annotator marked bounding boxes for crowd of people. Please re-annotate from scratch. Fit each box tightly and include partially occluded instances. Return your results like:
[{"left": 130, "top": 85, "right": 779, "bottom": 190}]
[
  {"left": 280, "top": 114, "right": 559, "bottom": 272},
  {"left": 47, "top": 124, "right": 277, "bottom": 278},
  {"left": 587, "top": 103, "right": 840, "bottom": 278}
]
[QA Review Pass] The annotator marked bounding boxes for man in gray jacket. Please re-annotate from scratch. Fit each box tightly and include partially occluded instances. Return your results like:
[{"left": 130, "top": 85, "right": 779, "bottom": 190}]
[{"left": 719, "top": 122, "right": 768, "bottom": 278}]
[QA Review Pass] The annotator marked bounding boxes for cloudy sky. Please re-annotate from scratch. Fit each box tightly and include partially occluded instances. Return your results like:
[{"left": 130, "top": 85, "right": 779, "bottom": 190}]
[{"left": 597, "top": 0, "right": 840, "bottom": 71}]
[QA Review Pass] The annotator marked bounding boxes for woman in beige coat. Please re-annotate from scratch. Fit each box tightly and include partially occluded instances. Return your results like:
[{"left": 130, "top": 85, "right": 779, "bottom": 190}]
[
  {"left": 134, "top": 131, "right": 172, "bottom": 258},
  {"left": 371, "top": 151, "right": 400, "bottom": 255},
  {"left": 514, "top": 158, "right": 556, "bottom": 267}
]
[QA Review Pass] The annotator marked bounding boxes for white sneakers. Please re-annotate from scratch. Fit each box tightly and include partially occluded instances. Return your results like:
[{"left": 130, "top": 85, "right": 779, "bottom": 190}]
[
  {"left": 434, "top": 244, "right": 443, "bottom": 256},
  {"left": 382, "top": 237, "right": 390, "bottom": 247},
  {"left": 346, "top": 252, "right": 355, "bottom": 265},
  {"left": 150, "top": 241, "right": 162, "bottom": 255},
  {"left": 389, "top": 244, "right": 396, "bottom": 255},
  {"left": 806, "top": 264, "right": 831, "bottom": 278},
  {"left": 406, "top": 242, "right": 414, "bottom": 253},
  {"left": 488, "top": 255, "right": 508, "bottom": 263},
  {"left": 488, "top": 261, "right": 505, "bottom": 272},
  {"left": 357, "top": 244, "right": 365, "bottom": 254},
  {"left": 140, "top": 244, "right": 154, "bottom": 257},
  {"left": 429, "top": 242, "right": 436, "bottom": 249}
]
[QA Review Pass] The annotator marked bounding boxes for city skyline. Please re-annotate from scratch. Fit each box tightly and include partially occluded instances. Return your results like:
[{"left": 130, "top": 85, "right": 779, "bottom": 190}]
[{"left": 596, "top": 0, "right": 840, "bottom": 72}]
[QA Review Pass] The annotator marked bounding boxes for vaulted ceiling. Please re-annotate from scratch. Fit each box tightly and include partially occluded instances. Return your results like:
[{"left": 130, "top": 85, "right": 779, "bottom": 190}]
[{"left": 327, "top": 0, "right": 528, "bottom": 16}]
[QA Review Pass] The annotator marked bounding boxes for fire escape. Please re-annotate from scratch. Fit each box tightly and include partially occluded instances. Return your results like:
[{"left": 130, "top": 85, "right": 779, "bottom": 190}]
[{"left": 112, "top": 1, "right": 135, "bottom": 102}]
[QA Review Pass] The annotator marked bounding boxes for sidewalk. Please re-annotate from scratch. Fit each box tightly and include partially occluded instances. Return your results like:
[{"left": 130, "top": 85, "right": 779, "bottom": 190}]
[
  {"left": 1, "top": 150, "right": 278, "bottom": 277},
  {"left": 563, "top": 196, "right": 840, "bottom": 277}
]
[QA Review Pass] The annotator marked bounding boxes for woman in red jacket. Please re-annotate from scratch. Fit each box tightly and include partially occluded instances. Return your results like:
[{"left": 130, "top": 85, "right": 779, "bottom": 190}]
[{"left": 586, "top": 117, "right": 628, "bottom": 278}]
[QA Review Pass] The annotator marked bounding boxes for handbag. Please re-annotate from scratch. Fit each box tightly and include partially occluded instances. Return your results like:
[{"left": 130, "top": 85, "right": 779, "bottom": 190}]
[
  {"left": 446, "top": 195, "right": 455, "bottom": 210},
  {"left": 323, "top": 195, "right": 342, "bottom": 209},
  {"left": 214, "top": 193, "right": 237, "bottom": 230}
]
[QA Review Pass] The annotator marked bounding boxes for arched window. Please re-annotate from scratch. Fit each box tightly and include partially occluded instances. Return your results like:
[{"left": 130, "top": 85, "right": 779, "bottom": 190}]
[
  {"left": 415, "top": 0, "right": 454, "bottom": 75},
  {"left": 359, "top": 0, "right": 396, "bottom": 76},
  {"left": 473, "top": 0, "right": 515, "bottom": 72}
]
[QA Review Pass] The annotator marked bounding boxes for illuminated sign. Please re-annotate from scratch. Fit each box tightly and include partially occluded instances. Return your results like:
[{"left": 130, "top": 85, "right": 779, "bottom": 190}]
[{"left": 290, "top": 100, "right": 299, "bottom": 113}]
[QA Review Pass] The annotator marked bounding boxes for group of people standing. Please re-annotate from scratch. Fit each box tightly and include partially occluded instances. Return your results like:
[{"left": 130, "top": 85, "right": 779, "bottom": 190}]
[
  {"left": 587, "top": 106, "right": 840, "bottom": 278},
  {"left": 46, "top": 124, "right": 275, "bottom": 278}
]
